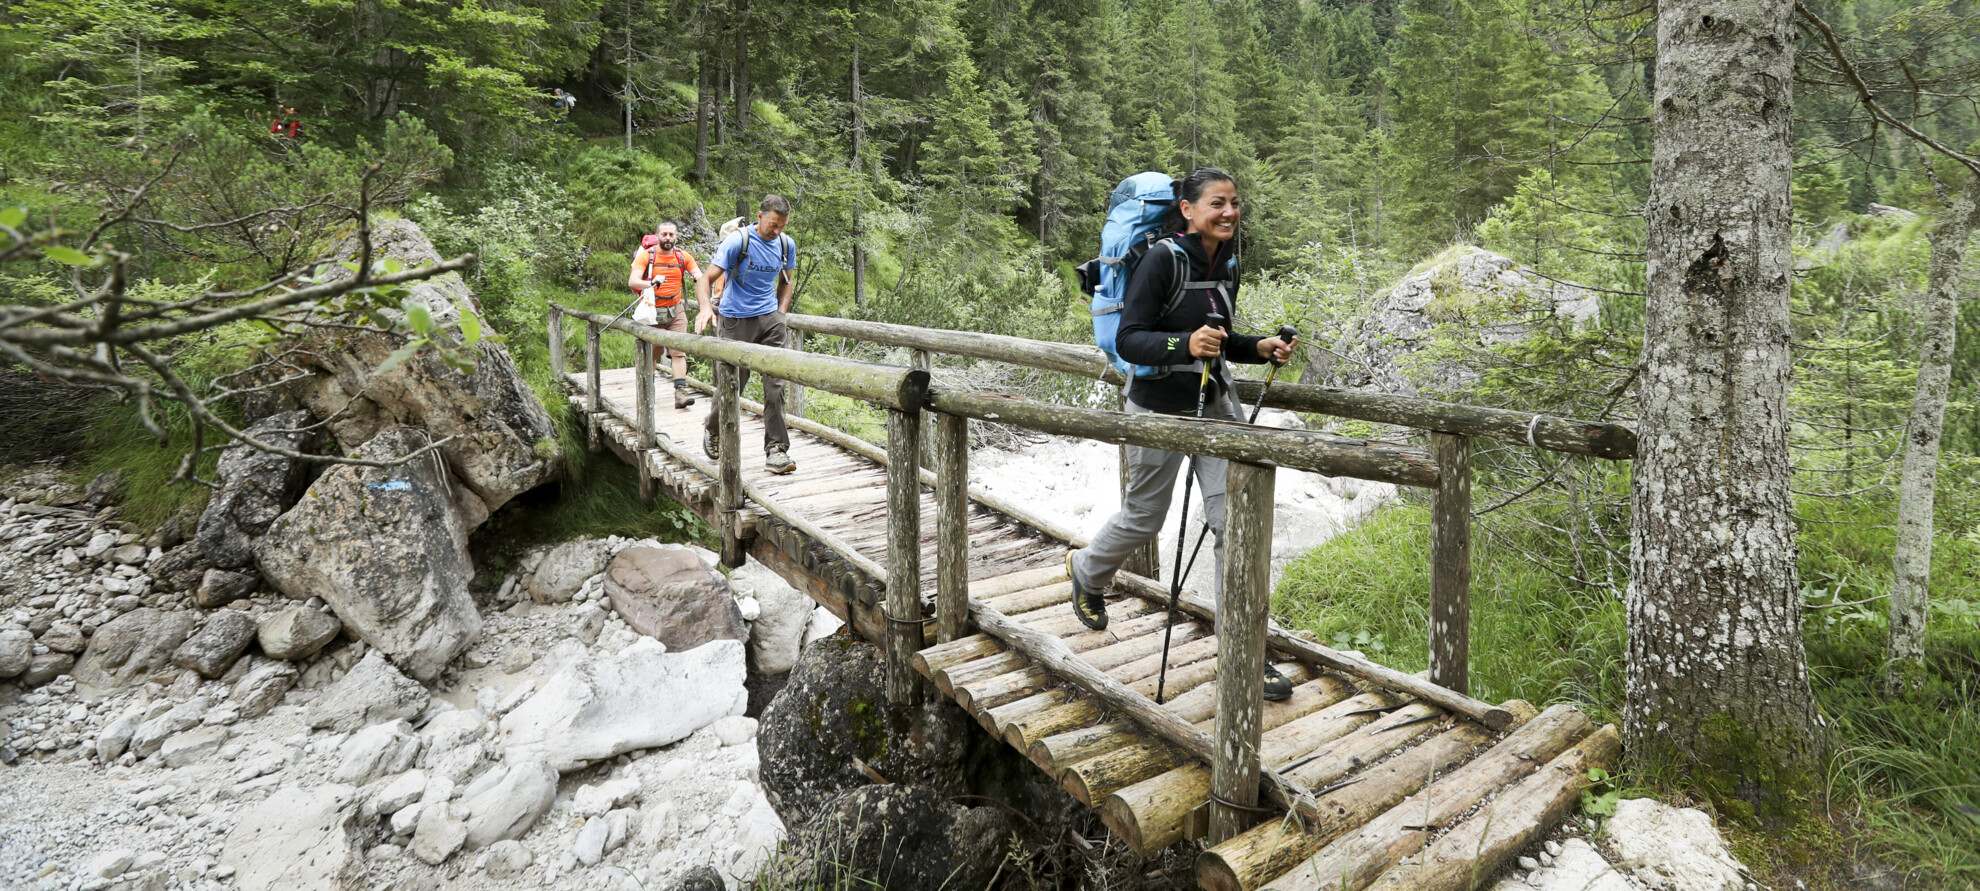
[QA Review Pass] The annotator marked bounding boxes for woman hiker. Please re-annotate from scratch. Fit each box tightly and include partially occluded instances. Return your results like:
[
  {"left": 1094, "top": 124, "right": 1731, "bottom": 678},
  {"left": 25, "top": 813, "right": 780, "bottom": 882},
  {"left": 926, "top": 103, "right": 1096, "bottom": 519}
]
[{"left": 1065, "top": 167, "right": 1299, "bottom": 701}]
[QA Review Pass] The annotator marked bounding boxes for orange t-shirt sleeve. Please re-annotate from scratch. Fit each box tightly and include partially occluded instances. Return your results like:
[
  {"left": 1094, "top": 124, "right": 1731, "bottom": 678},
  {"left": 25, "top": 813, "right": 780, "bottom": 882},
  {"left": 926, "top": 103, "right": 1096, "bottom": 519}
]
[{"left": 681, "top": 251, "right": 700, "bottom": 274}]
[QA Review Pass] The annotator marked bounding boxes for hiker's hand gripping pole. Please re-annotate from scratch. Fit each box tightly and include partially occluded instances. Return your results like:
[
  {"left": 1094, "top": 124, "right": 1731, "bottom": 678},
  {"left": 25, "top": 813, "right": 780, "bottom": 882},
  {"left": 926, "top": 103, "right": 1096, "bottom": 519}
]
[
  {"left": 1154, "top": 313, "right": 1227, "bottom": 704},
  {"left": 1174, "top": 325, "right": 1300, "bottom": 588}
]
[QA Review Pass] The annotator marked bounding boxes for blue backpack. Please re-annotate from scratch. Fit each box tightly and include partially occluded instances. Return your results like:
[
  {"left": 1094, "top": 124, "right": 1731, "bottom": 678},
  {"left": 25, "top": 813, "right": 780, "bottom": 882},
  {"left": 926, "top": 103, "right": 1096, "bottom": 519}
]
[{"left": 1076, "top": 171, "right": 1232, "bottom": 380}]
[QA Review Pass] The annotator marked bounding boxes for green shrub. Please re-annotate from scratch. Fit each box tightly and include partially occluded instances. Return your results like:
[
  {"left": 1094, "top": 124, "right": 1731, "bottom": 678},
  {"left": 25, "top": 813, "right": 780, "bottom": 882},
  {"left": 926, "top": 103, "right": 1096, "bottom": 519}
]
[{"left": 561, "top": 147, "right": 701, "bottom": 254}]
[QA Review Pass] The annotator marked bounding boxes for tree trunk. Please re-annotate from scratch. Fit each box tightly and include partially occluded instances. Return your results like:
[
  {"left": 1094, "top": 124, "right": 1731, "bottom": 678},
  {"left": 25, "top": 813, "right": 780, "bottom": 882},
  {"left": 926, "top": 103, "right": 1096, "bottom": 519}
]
[
  {"left": 850, "top": 12, "right": 866, "bottom": 308},
  {"left": 1629, "top": 0, "right": 1820, "bottom": 816},
  {"left": 733, "top": 0, "right": 750, "bottom": 219},
  {"left": 1887, "top": 176, "right": 1980, "bottom": 683},
  {"left": 623, "top": 0, "right": 634, "bottom": 153},
  {"left": 694, "top": 52, "right": 711, "bottom": 181}
]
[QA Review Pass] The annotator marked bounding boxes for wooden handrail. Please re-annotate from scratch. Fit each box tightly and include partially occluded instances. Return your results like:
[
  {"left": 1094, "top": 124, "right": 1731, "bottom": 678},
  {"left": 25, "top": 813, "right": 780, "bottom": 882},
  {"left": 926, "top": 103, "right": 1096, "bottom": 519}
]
[
  {"left": 924, "top": 386, "right": 1441, "bottom": 489},
  {"left": 578, "top": 300, "right": 1635, "bottom": 459}
]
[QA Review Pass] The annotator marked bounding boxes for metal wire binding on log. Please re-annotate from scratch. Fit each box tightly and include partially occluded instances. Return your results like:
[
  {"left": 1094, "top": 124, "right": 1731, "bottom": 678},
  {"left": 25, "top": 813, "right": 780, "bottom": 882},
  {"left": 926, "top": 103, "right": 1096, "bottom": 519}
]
[
  {"left": 879, "top": 604, "right": 939, "bottom": 625},
  {"left": 1208, "top": 788, "right": 1278, "bottom": 814}
]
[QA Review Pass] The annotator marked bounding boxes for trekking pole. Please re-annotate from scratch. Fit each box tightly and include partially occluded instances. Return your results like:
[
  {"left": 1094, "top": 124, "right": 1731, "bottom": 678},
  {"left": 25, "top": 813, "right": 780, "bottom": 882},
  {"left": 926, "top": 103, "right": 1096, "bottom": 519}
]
[
  {"left": 605, "top": 290, "right": 646, "bottom": 330},
  {"left": 1174, "top": 325, "right": 1301, "bottom": 587},
  {"left": 1155, "top": 312, "right": 1226, "bottom": 705}
]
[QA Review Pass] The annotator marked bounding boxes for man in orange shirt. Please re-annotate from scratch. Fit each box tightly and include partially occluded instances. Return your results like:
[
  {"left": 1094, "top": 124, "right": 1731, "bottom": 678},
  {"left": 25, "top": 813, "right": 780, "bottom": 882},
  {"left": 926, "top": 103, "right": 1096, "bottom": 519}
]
[{"left": 628, "top": 221, "right": 702, "bottom": 409}]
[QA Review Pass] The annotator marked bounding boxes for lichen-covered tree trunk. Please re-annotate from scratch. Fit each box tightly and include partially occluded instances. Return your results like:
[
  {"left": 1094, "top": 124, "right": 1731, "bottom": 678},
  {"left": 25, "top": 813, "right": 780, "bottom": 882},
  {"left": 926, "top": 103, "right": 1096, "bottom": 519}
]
[
  {"left": 1887, "top": 177, "right": 1980, "bottom": 682},
  {"left": 1630, "top": 0, "right": 1821, "bottom": 809}
]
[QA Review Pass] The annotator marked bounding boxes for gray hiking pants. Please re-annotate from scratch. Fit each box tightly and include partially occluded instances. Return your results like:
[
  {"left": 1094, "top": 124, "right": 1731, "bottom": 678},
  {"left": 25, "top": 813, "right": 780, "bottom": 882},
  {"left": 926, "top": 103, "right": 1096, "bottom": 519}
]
[
  {"left": 1071, "top": 390, "right": 1244, "bottom": 599},
  {"left": 703, "top": 310, "right": 791, "bottom": 454}
]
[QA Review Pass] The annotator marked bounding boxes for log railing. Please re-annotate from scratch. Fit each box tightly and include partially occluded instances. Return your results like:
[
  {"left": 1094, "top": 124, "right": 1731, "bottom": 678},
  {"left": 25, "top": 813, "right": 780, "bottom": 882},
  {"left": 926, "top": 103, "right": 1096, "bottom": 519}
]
[{"left": 548, "top": 300, "right": 1627, "bottom": 845}]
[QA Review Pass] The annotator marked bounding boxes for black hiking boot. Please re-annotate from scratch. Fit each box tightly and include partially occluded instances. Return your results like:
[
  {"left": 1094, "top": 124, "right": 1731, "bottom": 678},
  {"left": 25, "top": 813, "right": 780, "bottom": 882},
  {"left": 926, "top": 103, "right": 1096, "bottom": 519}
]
[
  {"left": 765, "top": 447, "right": 796, "bottom": 475},
  {"left": 1262, "top": 662, "right": 1293, "bottom": 702},
  {"left": 1067, "top": 551, "right": 1107, "bottom": 631},
  {"left": 703, "top": 428, "right": 719, "bottom": 461},
  {"left": 674, "top": 381, "right": 697, "bottom": 410}
]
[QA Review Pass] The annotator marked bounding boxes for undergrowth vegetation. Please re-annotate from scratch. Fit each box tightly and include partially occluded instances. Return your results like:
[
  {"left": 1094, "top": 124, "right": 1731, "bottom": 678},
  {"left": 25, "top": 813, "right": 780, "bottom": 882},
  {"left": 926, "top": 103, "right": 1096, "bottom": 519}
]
[{"left": 1275, "top": 486, "right": 1980, "bottom": 887}]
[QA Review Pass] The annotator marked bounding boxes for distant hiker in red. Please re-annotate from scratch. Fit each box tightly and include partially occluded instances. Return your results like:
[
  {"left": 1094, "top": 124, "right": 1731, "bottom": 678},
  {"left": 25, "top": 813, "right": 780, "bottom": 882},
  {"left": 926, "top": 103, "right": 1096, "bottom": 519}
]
[{"left": 269, "top": 108, "right": 302, "bottom": 139}]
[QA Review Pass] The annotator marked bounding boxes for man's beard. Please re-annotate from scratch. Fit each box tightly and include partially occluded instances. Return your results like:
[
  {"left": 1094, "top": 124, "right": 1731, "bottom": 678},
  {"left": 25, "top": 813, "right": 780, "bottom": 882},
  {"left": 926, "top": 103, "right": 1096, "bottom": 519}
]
[{"left": 658, "top": 239, "right": 676, "bottom": 250}]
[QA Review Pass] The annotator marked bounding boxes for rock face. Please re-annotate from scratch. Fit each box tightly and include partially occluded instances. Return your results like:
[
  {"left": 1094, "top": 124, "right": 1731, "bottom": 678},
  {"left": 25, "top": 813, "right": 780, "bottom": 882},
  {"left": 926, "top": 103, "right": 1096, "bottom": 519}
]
[
  {"left": 220, "top": 784, "right": 364, "bottom": 891},
  {"left": 528, "top": 539, "right": 612, "bottom": 603},
  {"left": 1317, "top": 245, "right": 1600, "bottom": 396},
  {"left": 258, "top": 427, "right": 481, "bottom": 681},
  {"left": 732, "top": 559, "right": 810, "bottom": 676},
  {"left": 760, "top": 636, "right": 1081, "bottom": 840},
  {"left": 770, "top": 784, "right": 1011, "bottom": 891},
  {"left": 498, "top": 637, "right": 746, "bottom": 771},
  {"left": 603, "top": 547, "right": 745, "bottom": 652},
  {"left": 195, "top": 411, "right": 319, "bottom": 569},
  {"left": 288, "top": 218, "right": 559, "bottom": 529},
  {"left": 1606, "top": 799, "right": 1749, "bottom": 891},
  {"left": 170, "top": 610, "right": 258, "bottom": 678},
  {"left": 307, "top": 651, "right": 431, "bottom": 732},
  {"left": 72, "top": 609, "right": 198, "bottom": 700}
]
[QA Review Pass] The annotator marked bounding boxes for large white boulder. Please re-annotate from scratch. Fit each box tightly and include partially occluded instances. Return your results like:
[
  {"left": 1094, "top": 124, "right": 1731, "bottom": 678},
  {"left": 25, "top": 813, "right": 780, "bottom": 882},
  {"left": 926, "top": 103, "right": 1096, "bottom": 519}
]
[
  {"left": 259, "top": 427, "right": 482, "bottom": 681},
  {"left": 219, "top": 784, "right": 364, "bottom": 891},
  {"left": 733, "top": 559, "right": 810, "bottom": 676},
  {"left": 1606, "top": 799, "right": 1750, "bottom": 891},
  {"left": 497, "top": 637, "right": 746, "bottom": 771},
  {"left": 1492, "top": 839, "right": 1643, "bottom": 891},
  {"left": 528, "top": 538, "right": 612, "bottom": 603}
]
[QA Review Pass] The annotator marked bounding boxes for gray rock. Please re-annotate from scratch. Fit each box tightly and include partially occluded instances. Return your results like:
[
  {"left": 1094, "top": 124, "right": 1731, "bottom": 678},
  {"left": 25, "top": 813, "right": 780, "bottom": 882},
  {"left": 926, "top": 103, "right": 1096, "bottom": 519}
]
[
  {"left": 97, "top": 702, "right": 149, "bottom": 761},
  {"left": 131, "top": 698, "right": 208, "bottom": 758},
  {"left": 412, "top": 800, "right": 469, "bottom": 865},
  {"left": 528, "top": 539, "right": 611, "bottom": 603},
  {"left": 258, "top": 428, "right": 482, "bottom": 681},
  {"left": 333, "top": 720, "right": 421, "bottom": 786},
  {"left": 108, "top": 543, "right": 148, "bottom": 565},
  {"left": 21, "top": 651, "right": 73, "bottom": 686},
  {"left": 1491, "top": 839, "right": 1642, "bottom": 891},
  {"left": 256, "top": 607, "right": 341, "bottom": 661},
  {"left": 196, "top": 411, "right": 319, "bottom": 569},
  {"left": 770, "top": 784, "right": 1010, "bottom": 891},
  {"left": 220, "top": 784, "right": 363, "bottom": 891},
  {"left": 84, "top": 849, "right": 136, "bottom": 880},
  {"left": 734, "top": 559, "right": 810, "bottom": 676},
  {"left": 72, "top": 608, "right": 197, "bottom": 700},
  {"left": 483, "top": 840, "right": 533, "bottom": 878},
  {"left": 498, "top": 638, "right": 745, "bottom": 771},
  {"left": 367, "top": 769, "right": 428, "bottom": 818},
  {"left": 1317, "top": 245, "right": 1600, "bottom": 397},
  {"left": 231, "top": 661, "right": 300, "bottom": 718},
  {"left": 171, "top": 611, "right": 258, "bottom": 678},
  {"left": 0, "top": 628, "right": 32, "bottom": 678},
  {"left": 39, "top": 622, "right": 86, "bottom": 654},
  {"left": 603, "top": 546, "right": 744, "bottom": 652},
  {"left": 573, "top": 814, "right": 610, "bottom": 866},
  {"left": 160, "top": 725, "right": 230, "bottom": 767},
  {"left": 460, "top": 760, "right": 558, "bottom": 849},
  {"left": 307, "top": 650, "right": 430, "bottom": 732},
  {"left": 667, "top": 865, "right": 725, "bottom": 891},
  {"left": 195, "top": 569, "right": 259, "bottom": 608},
  {"left": 84, "top": 470, "right": 123, "bottom": 507},
  {"left": 1606, "top": 798, "right": 1749, "bottom": 891}
]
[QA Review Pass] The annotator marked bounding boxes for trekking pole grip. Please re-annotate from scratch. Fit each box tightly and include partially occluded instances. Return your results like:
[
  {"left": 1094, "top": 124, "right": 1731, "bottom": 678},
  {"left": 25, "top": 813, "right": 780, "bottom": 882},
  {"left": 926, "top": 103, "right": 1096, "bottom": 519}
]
[{"left": 1272, "top": 325, "right": 1298, "bottom": 366}]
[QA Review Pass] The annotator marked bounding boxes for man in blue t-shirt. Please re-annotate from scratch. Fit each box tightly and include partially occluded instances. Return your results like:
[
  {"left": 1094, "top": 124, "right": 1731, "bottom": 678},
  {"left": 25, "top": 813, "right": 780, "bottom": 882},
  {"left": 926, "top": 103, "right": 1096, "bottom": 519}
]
[{"left": 694, "top": 194, "right": 799, "bottom": 474}]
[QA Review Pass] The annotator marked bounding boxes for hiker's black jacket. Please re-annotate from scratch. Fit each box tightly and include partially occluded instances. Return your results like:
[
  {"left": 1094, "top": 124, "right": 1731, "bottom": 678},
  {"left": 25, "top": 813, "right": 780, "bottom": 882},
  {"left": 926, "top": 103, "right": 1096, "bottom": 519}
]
[{"left": 1117, "top": 232, "right": 1266, "bottom": 414}]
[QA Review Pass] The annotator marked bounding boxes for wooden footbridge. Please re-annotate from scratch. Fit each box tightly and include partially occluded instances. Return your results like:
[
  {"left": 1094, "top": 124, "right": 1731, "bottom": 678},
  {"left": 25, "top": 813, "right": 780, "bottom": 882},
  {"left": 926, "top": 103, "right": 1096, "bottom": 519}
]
[{"left": 548, "top": 302, "right": 1638, "bottom": 891}]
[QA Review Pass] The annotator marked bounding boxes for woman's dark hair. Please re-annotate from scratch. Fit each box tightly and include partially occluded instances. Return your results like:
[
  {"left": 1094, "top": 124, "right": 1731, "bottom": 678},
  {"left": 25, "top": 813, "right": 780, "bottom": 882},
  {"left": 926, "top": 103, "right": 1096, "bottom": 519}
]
[{"left": 1161, "top": 167, "right": 1237, "bottom": 233}]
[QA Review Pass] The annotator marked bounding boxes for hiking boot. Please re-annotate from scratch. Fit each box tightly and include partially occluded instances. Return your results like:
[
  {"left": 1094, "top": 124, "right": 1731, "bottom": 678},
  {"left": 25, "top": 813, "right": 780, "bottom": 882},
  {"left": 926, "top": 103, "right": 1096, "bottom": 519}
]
[
  {"left": 1067, "top": 551, "right": 1107, "bottom": 631},
  {"left": 1262, "top": 662, "right": 1293, "bottom": 702},
  {"left": 765, "top": 447, "right": 796, "bottom": 475},
  {"left": 674, "top": 383, "right": 697, "bottom": 410},
  {"left": 703, "top": 429, "right": 719, "bottom": 461}
]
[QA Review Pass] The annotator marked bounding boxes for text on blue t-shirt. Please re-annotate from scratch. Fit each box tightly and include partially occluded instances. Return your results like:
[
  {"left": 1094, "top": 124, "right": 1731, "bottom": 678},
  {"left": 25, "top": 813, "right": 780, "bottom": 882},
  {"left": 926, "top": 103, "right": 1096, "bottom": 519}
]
[{"left": 711, "top": 226, "right": 795, "bottom": 319}]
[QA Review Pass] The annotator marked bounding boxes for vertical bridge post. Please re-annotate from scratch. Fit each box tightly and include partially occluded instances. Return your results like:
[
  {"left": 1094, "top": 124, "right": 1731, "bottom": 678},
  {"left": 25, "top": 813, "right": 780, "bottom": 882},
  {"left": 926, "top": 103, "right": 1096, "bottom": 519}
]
[
  {"left": 584, "top": 321, "right": 602, "bottom": 452},
  {"left": 634, "top": 340, "right": 657, "bottom": 501},
  {"left": 786, "top": 328, "right": 806, "bottom": 419},
  {"left": 1211, "top": 459, "right": 1274, "bottom": 845},
  {"left": 1429, "top": 431, "right": 1472, "bottom": 694},
  {"left": 933, "top": 412, "right": 969, "bottom": 643},
  {"left": 547, "top": 306, "right": 564, "bottom": 382},
  {"left": 885, "top": 405, "right": 925, "bottom": 703},
  {"left": 716, "top": 361, "right": 746, "bottom": 569}
]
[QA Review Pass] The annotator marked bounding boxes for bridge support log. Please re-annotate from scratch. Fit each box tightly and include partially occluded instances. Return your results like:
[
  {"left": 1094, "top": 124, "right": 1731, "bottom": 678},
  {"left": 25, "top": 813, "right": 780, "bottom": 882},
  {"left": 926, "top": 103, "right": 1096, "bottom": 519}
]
[
  {"left": 885, "top": 406, "right": 926, "bottom": 704},
  {"left": 585, "top": 321, "right": 602, "bottom": 452},
  {"left": 1212, "top": 460, "right": 1275, "bottom": 845},
  {"left": 548, "top": 307, "right": 565, "bottom": 382},
  {"left": 1428, "top": 432, "right": 1471, "bottom": 694},
  {"left": 635, "top": 341, "right": 658, "bottom": 501},
  {"left": 716, "top": 361, "right": 745, "bottom": 569},
  {"left": 934, "top": 412, "right": 969, "bottom": 644}
]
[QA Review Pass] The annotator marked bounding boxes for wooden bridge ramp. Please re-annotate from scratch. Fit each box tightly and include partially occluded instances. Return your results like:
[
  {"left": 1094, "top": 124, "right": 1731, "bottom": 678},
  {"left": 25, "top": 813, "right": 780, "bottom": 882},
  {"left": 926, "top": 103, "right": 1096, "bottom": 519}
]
[{"left": 572, "top": 366, "right": 1616, "bottom": 891}]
